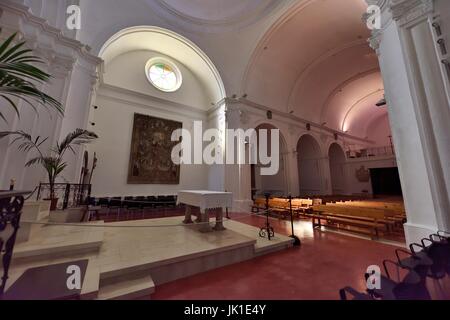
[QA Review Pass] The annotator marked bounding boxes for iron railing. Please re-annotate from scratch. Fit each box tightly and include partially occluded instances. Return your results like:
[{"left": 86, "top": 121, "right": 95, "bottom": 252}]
[
  {"left": 0, "top": 191, "right": 29, "bottom": 297},
  {"left": 347, "top": 145, "right": 395, "bottom": 159},
  {"left": 36, "top": 183, "right": 91, "bottom": 210}
]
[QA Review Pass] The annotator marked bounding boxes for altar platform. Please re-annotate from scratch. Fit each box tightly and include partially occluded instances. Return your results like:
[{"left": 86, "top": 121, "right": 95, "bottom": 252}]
[{"left": 7, "top": 216, "right": 294, "bottom": 300}]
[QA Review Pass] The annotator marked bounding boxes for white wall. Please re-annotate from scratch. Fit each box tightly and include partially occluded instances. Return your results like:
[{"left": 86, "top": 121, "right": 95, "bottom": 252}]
[
  {"left": 297, "top": 135, "right": 323, "bottom": 196},
  {"left": 329, "top": 144, "right": 346, "bottom": 194},
  {"left": 367, "top": 113, "right": 393, "bottom": 147},
  {"left": 0, "top": 5, "right": 100, "bottom": 190},
  {"left": 89, "top": 50, "right": 212, "bottom": 197},
  {"left": 344, "top": 156, "right": 398, "bottom": 195},
  {"left": 103, "top": 51, "right": 212, "bottom": 110}
]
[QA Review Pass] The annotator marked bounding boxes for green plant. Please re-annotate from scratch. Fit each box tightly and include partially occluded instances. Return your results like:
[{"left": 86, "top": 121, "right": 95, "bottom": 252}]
[
  {"left": 0, "top": 29, "right": 63, "bottom": 122},
  {"left": 0, "top": 129, "right": 98, "bottom": 202}
]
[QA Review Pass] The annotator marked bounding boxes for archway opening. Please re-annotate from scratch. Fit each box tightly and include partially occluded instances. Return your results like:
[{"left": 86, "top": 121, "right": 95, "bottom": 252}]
[
  {"left": 251, "top": 124, "right": 288, "bottom": 198},
  {"left": 297, "top": 135, "right": 322, "bottom": 197},
  {"left": 329, "top": 143, "right": 346, "bottom": 195},
  {"left": 89, "top": 26, "right": 227, "bottom": 197}
]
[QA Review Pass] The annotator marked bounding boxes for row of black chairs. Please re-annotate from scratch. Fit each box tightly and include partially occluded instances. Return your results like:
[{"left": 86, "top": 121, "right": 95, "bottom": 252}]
[
  {"left": 85, "top": 195, "right": 180, "bottom": 221},
  {"left": 340, "top": 230, "right": 450, "bottom": 300},
  {"left": 87, "top": 195, "right": 178, "bottom": 209}
]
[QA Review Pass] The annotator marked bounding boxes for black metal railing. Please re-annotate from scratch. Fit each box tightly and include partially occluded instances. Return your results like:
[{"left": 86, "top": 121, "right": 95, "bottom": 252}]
[
  {"left": 346, "top": 145, "right": 396, "bottom": 159},
  {"left": 0, "top": 191, "right": 30, "bottom": 297},
  {"left": 36, "top": 183, "right": 91, "bottom": 210}
]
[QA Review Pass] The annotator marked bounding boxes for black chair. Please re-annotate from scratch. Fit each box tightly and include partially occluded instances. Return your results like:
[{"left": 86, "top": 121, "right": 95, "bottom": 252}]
[
  {"left": 98, "top": 197, "right": 110, "bottom": 207},
  {"left": 124, "top": 197, "right": 142, "bottom": 219},
  {"left": 339, "top": 287, "right": 373, "bottom": 300},
  {"left": 97, "top": 198, "right": 110, "bottom": 219},
  {"left": 367, "top": 259, "right": 430, "bottom": 300},
  {"left": 86, "top": 196, "right": 97, "bottom": 206},
  {"left": 436, "top": 231, "right": 450, "bottom": 276},
  {"left": 135, "top": 196, "right": 147, "bottom": 218},
  {"left": 146, "top": 196, "right": 158, "bottom": 208},
  {"left": 158, "top": 195, "right": 177, "bottom": 208},
  {"left": 109, "top": 197, "right": 123, "bottom": 221}
]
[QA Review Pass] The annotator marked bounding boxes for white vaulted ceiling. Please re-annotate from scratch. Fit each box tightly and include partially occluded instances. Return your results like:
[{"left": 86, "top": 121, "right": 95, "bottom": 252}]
[
  {"left": 244, "top": 0, "right": 386, "bottom": 139},
  {"left": 144, "top": 0, "right": 282, "bottom": 32}
]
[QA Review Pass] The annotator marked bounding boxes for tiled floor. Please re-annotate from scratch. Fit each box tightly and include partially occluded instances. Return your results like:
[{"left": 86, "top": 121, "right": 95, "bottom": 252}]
[{"left": 148, "top": 214, "right": 415, "bottom": 300}]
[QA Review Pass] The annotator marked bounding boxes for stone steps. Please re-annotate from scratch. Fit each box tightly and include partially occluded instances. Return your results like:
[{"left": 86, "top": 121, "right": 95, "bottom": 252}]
[{"left": 97, "top": 272, "right": 155, "bottom": 300}]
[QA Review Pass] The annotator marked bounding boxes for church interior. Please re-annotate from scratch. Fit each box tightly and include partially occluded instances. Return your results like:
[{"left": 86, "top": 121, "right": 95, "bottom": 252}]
[{"left": 1, "top": 0, "right": 450, "bottom": 302}]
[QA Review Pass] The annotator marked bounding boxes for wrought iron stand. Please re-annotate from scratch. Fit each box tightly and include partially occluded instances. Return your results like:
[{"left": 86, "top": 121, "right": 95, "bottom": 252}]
[
  {"left": 0, "top": 191, "right": 29, "bottom": 298},
  {"left": 259, "top": 193, "right": 275, "bottom": 240},
  {"left": 288, "top": 195, "right": 301, "bottom": 246}
]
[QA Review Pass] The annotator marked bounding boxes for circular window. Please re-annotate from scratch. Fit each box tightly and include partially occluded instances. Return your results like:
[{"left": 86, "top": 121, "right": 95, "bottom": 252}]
[{"left": 145, "top": 58, "right": 182, "bottom": 92}]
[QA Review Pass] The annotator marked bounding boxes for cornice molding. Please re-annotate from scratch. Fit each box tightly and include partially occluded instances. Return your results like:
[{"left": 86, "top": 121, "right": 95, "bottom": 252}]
[
  {"left": 390, "top": 0, "right": 434, "bottom": 27},
  {"left": 97, "top": 83, "right": 208, "bottom": 121},
  {"left": 226, "top": 98, "right": 374, "bottom": 144},
  {"left": 0, "top": 0, "right": 102, "bottom": 66}
]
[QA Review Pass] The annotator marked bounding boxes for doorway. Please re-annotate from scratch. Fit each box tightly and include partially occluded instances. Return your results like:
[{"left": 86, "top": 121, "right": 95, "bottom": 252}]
[{"left": 370, "top": 167, "right": 403, "bottom": 196}]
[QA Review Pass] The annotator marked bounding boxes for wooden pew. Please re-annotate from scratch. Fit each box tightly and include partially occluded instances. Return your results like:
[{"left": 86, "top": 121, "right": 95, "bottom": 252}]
[
  {"left": 326, "top": 203, "right": 406, "bottom": 225},
  {"left": 311, "top": 212, "right": 383, "bottom": 240},
  {"left": 251, "top": 198, "right": 267, "bottom": 213},
  {"left": 313, "top": 205, "right": 400, "bottom": 233},
  {"left": 340, "top": 201, "right": 406, "bottom": 215}
]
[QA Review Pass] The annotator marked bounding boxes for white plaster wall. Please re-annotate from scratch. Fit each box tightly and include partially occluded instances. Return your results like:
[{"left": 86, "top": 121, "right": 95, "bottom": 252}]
[
  {"left": 329, "top": 144, "right": 346, "bottom": 194},
  {"left": 367, "top": 113, "right": 392, "bottom": 147},
  {"left": 103, "top": 51, "right": 212, "bottom": 110},
  {"left": 344, "top": 156, "right": 398, "bottom": 195},
  {"left": 90, "top": 92, "right": 209, "bottom": 197},
  {"left": 89, "top": 50, "right": 212, "bottom": 197},
  {"left": 377, "top": 18, "right": 438, "bottom": 243}
]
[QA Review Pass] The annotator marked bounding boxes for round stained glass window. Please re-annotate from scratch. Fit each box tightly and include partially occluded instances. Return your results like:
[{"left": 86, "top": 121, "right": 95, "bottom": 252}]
[{"left": 145, "top": 58, "right": 182, "bottom": 92}]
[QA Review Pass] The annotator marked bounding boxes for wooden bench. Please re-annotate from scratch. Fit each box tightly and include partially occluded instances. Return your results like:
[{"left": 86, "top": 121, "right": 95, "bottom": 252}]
[
  {"left": 251, "top": 198, "right": 267, "bottom": 213},
  {"left": 313, "top": 205, "right": 402, "bottom": 232},
  {"left": 339, "top": 201, "right": 406, "bottom": 215},
  {"left": 315, "top": 211, "right": 396, "bottom": 233},
  {"left": 325, "top": 203, "right": 406, "bottom": 227},
  {"left": 311, "top": 213, "right": 383, "bottom": 240}
]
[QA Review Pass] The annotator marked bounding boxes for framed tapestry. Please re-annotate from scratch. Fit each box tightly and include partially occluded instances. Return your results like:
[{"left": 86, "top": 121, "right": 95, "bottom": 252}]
[{"left": 128, "top": 113, "right": 182, "bottom": 184}]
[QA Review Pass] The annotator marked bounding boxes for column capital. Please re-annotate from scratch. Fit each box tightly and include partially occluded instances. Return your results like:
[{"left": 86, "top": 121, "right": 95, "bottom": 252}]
[
  {"left": 389, "top": 0, "right": 434, "bottom": 27},
  {"left": 368, "top": 30, "right": 383, "bottom": 55}
]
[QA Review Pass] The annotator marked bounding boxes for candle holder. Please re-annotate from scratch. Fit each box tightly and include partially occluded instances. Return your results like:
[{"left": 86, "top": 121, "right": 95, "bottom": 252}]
[{"left": 259, "top": 193, "right": 275, "bottom": 240}]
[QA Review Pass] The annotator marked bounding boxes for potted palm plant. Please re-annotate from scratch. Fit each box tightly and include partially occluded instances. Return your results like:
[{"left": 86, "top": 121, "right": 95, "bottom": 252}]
[
  {"left": 0, "top": 129, "right": 98, "bottom": 210},
  {"left": 0, "top": 29, "right": 63, "bottom": 122}
]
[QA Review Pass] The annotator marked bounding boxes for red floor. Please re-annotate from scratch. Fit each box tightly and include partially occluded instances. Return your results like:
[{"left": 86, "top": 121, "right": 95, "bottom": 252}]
[{"left": 145, "top": 214, "right": 416, "bottom": 300}]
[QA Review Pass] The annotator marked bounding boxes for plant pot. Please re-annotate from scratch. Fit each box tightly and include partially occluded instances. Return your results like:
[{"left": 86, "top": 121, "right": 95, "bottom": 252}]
[{"left": 44, "top": 198, "right": 59, "bottom": 211}]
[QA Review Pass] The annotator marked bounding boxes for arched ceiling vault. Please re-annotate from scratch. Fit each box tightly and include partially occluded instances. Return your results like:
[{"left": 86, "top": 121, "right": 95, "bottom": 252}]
[
  {"left": 98, "top": 26, "right": 226, "bottom": 104},
  {"left": 243, "top": 0, "right": 386, "bottom": 141}
]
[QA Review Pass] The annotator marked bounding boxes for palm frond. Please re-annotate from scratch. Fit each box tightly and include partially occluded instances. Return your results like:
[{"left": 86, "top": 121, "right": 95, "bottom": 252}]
[
  {"left": 58, "top": 129, "right": 98, "bottom": 155},
  {"left": 0, "top": 29, "right": 63, "bottom": 122}
]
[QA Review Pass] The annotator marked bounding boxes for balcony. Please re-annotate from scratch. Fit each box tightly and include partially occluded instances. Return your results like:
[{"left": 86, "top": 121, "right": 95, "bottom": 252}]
[{"left": 346, "top": 146, "right": 396, "bottom": 160}]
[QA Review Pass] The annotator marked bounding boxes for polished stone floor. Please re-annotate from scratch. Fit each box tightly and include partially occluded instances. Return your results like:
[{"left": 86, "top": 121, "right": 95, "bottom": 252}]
[{"left": 147, "top": 214, "right": 449, "bottom": 300}]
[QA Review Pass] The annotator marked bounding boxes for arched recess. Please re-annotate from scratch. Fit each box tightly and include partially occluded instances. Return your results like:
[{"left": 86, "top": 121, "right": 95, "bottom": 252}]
[
  {"left": 252, "top": 123, "right": 288, "bottom": 197},
  {"left": 297, "top": 134, "right": 322, "bottom": 196},
  {"left": 90, "top": 26, "right": 228, "bottom": 196},
  {"left": 329, "top": 143, "right": 346, "bottom": 195},
  {"left": 98, "top": 26, "right": 226, "bottom": 104}
]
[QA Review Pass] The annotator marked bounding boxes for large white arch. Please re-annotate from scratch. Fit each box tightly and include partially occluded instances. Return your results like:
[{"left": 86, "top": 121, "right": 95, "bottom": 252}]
[{"left": 98, "top": 26, "right": 226, "bottom": 104}]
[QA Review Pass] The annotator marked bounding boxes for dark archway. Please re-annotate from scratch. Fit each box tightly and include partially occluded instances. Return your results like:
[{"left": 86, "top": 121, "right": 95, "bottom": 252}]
[
  {"left": 252, "top": 124, "right": 288, "bottom": 197},
  {"left": 297, "top": 134, "right": 322, "bottom": 197},
  {"left": 329, "top": 143, "right": 346, "bottom": 195}
]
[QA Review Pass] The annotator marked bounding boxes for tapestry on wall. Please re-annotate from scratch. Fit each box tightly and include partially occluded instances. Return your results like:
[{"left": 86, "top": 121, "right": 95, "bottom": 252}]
[{"left": 128, "top": 113, "right": 182, "bottom": 184}]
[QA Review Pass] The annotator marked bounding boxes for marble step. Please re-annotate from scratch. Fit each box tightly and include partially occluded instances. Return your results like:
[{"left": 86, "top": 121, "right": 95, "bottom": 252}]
[{"left": 97, "top": 273, "right": 155, "bottom": 300}]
